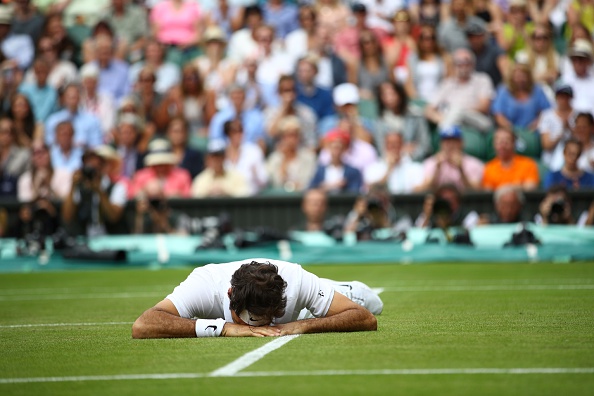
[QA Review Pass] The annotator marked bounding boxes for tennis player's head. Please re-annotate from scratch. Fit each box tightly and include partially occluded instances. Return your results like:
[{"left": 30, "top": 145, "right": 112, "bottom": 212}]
[{"left": 228, "top": 261, "right": 287, "bottom": 327}]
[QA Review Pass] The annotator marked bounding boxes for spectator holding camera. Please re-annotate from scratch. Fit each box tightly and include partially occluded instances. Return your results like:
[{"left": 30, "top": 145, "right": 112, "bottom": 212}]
[
  {"left": 415, "top": 125, "right": 484, "bottom": 193},
  {"left": 61, "top": 149, "right": 128, "bottom": 237},
  {"left": 535, "top": 185, "right": 576, "bottom": 225},
  {"left": 415, "top": 184, "right": 479, "bottom": 229},
  {"left": 544, "top": 139, "right": 594, "bottom": 190},
  {"left": 133, "top": 182, "right": 188, "bottom": 235}
]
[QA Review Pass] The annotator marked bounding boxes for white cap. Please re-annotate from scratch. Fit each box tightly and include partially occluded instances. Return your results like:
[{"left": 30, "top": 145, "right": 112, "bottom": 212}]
[
  {"left": 144, "top": 139, "right": 177, "bottom": 166},
  {"left": 80, "top": 63, "right": 100, "bottom": 79},
  {"left": 333, "top": 83, "right": 360, "bottom": 107},
  {"left": 568, "top": 39, "right": 593, "bottom": 59},
  {"left": 207, "top": 139, "right": 227, "bottom": 155}
]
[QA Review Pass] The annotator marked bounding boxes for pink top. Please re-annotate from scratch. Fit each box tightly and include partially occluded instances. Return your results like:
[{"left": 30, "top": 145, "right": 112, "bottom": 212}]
[
  {"left": 422, "top": 154, "right": 485, "bottom": 192},
  {"left": 128, "top": 167, "right": 192, "bottom": 199},
  {"left": 150, "top": 0, "right": 201, "bottom": 46}
]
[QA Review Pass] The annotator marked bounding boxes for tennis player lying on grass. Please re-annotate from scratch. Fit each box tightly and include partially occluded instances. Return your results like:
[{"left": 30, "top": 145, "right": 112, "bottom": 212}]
[{"left": 132, "top": 259, "right": 383, "bottom": 338}]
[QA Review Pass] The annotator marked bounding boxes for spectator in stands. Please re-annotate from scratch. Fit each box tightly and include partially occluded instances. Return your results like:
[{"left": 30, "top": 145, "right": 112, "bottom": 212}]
[
  {"left": 252, "top": 24, "right": 294, "bottom": 101},
  {"left": 343, "top": 184, "right": 405, "bottom": 241},
  {"left": 203, "top": 0, "right": 243, "bottom": 39},
  {"left": 103, "top": 0, "right": 149, "bottom": 62},
  {"left": 79, "top": 63, "right": 116, "bottom": 139},
  {"left": 50, "top": 120, "right": 83, "bottom": 173},
  {"left": 18, "top": 141, "right": 71, "bottom": 202},
  {"left": 299, "top": 188, "right": 329, "bottom": 232},
  {"left": 223, "top": 119, "right": 267, "bottom": 196},
  {"left": 425, "top": 48, "right": 494, "bottom": 133},
  {"left": 18, "top": 58, "right": 58, "bottom": 124},
  {"left": 132, "top": 191, "right": 187, "bottom": 235},
  {"left": 0, "top": 116, "right": 30, "bottom": 197},
  {"left": 478, "top": 184, "right": 526, "bottom": 225},
  {"left": 438, "top": 0, "right": 484, "bottom": 53},
  {"left": 39, "top": 13, "right": 77, "bottom": 66},
  {"left": 309, "top": 129, "right": 363, "bottom": 194},
  {"left": 129, "top": 139, "right": 192, "bottom": 199},
  {"left": 332, "top": 2, "right": 369, "bottom": 72},
  {"left": 115, "top": 114, "right": 144, "bottom": 180},
  {"left": 567, "top": 0, "right": 594, "bottom": 39},
  {"left": 262, "top": 0, "right": 299, "bottom": 40},
  {"left": 82, "top": 21, "right": 125, "bottom": 64},
  {"left": 314, "top": 0, "right": 350, "bottom": 39},
  {"left": 285, "top": 5, "right": 318, "bottom": 63},
  {"left": 377, "top": 81, "right": 431, "bottom": 161},
  {"left": 535, "top": 185, "right": 576, "bottom": 225},
  {"left": 149, "top": 0, "right": 203, "bottom": 66},
  {"left": 234, "top": 55, "right": 268, "bottom": 110},
  {"left": 560, "top": 39, "right": 594, "bottom": 112},
  {"left": 415, "top": 183, "right": 480, "bottom": 229},
  {"left": 515, "top": 24, "right": 560, "bottom": 91},
  {"left": 405, "top": 24, "right": 450, "bottom": 104},
  {"left": 92, "top": 34, "right": 130, "bottom": 102},
  {"left": 544, "top": 138, "right": 594, "bottom": 190},
  {"left": 61, "top": 149, "right": 128, "bottom": 237},
  {"left": 355, "top": 29, "right": 390, "bottom": 101},
  {"left": 538, "top": 84, "right": 575, "bottom": 170},
  {"left": 364, "top": 131, "right": 424, "bottom": 194},
  {"left": 266, "top": 115, "right": 317, "bottom": 193},
  {"left": 264, "top": 75, "right": 317, "bottom": 150},
  {"left": 570, "top": 112, "right": 594, "bottom": 173},
  {"left": 495, "top": 0, "right": 534, "bottom": 59},
  {"left": 191, "top": 139, "right": 249, "bottom": 198},
  {"left": 166, "top": 117, "right": 204, "bottom": 179},
  {"left": 227, "top": 5, "right": 263, "bottom": 63},
  {"left": 208, "top": 84, "right": 266, "bottom": 149},
  {"left": 319, "top": 82, "right": 375, "bottom": 143},
  {"left": 129, "top": 66, "right": 168, "bottom": 132},
  {"left": 466, "top": 19, "right": 507, "bottom": 89},
  {"left": 10, "top": 0, "right": 45, "bottom": 44},
  {"left": 310, "top": 24, "right": 349, "bottom": 89},
  {"left": 192, "top": 26, "right": 237, "bottom": 95},
  {"left": 384, "top": 9, "right": 416, "bottom": 84},
  {"left": 128, "top": 39, "right": 181, "bottom": 96},
  {"left": 482, "top": 128, "right": 540, "bottom": 191},
  {"left": 295, "top": 54, "right": 336, "bottom": 124},
  {"left": 0, "top": 6, "right": 34, "bottom": 70},
  {"left": 22, "top": 36, "right": 77, "bottom": 89},
  {"left": 6, "top": 93, "right": 39, "bottom": 147},
  {"left": 45, "top": 83, "right": 103, "bottom": 149},
  {"left": 492, "top": 62, "right": 551, "bottom": 131},
  {"left": 415, "top": 126, "right": 484, "bottom": 192}
]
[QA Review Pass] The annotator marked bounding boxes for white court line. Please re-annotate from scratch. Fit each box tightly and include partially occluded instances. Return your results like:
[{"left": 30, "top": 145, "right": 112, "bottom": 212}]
[
  {"left": 0, "top": 292, "right": 165, "bottom": 302},
  {"left": 209, "top": 335, "right": 300, "bottom": 377},
  {"left": 1, "top": 367, "right": 593, "bottom": 384},
  {"left": 0, "top": 322, "right": 133, "bottom": 329}
]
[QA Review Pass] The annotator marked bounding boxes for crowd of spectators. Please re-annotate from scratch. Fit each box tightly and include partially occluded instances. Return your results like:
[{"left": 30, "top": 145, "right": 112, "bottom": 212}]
[{"left": 1, "top": 0, "right": 594, "bottom": 239}]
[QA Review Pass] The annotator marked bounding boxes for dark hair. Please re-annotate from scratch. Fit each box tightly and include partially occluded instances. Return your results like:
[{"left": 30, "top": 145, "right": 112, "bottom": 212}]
[
  {"left": 376, "top": 81, "right": 408, "bottom": 115},
  {"left": 229, "top": 261, "right": 287, "bottom": 321},
  {"left": 575, "top": 112, "right": 594, "bottom": 126},
  {"left": 7, "top": 94, "right": 36, "bottom": 142},
  {"left": 243, "top": 5, "right": 263, "bottom": 25},
  {"left": 223, "top": 118, "right": 243, "bottom": 137},
  {"left": 435, "top": 183, "right": 461, "bottom": 201},
  {"left": 563, "top": 138, "right": 583, "bottom": 154}
]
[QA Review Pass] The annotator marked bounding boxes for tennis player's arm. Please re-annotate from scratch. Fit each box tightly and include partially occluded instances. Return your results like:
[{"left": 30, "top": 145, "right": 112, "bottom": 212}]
[{"left": 276, "top": 291, "right": 377, "bottom": 335}]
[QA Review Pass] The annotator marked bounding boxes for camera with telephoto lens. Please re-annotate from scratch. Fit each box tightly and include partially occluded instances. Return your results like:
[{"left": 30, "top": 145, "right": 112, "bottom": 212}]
[
  {"left": 81, "top": 166, "right": 97, "bottom": 181},
  {"left": 548, "top": 199, "right": 566, "bottom": 224}
]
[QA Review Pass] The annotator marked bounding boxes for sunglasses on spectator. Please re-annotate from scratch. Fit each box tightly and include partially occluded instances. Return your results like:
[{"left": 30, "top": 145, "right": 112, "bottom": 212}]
[
  {"left": 533, "top": 34, "right": 549, "bottom": 40},
  {"left": 420, "top": 35, "right": 436, "bottom": 41}
]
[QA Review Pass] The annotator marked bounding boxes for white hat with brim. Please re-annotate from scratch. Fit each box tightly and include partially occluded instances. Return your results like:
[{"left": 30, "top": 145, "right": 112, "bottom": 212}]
[
  {"left": 333, "top": 83, "right": 360, "bottom": 107},
  {"left": 144, "top": 152, "right": 177, "bottom": 166},
  {"left": 94, "top": 145, "right": 120, "bottom": 161},
  {"left": 568, "top": 39, "right": 593, "bottom": 59}
]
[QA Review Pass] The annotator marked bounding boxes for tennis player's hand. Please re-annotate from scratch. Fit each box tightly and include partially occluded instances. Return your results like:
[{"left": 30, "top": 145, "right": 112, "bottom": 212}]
[
  {"left": 274, "top": 322, "right": 306, "bottom": 336},
  {"left": 221, "top": 323, "right": 281, "bottom": 337}
]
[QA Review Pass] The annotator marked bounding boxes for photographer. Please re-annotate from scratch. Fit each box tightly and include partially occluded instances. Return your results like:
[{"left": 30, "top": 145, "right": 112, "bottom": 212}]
[
  {"left": 415, "top": 184, "right": 479, "bottom": 229},
  {"left": 343, "top": 185, "right": 408, "bottom": 241},
  {"left": 535, "top": 185, "right": 575, "bottom": 225},
  {"left": 61, "top": 149, "right": 127, "bottom": 237},
  {"left": 132, "top": 182, "right": 188, "bottom": 235}
]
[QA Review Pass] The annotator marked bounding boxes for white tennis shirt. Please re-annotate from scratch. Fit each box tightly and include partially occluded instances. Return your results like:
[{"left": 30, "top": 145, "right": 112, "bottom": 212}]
[{"left": 166, "top": 258, "right": 335, "bottom": 324}]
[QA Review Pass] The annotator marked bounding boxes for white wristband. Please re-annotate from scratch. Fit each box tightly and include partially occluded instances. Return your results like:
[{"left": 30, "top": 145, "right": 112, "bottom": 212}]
[{"left": 195, "top": 318, "right": 226, "bottom": 337}]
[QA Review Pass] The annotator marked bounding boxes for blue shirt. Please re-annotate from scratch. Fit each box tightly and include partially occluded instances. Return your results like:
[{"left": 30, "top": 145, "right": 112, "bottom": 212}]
[
  {"left": 544, "top": 170, "right": 594, "bottom": 190},
  {"left": 45, "top": 109, "right": 103, "bottom": 149},
  {"left": 50, "top": 146, "right": 84, "bottom": 172},
  {"left": 18, "top": 83, "right": 58, "bottom": 122},
  {"left": 262, "top": 3, "right": 299, "bottom": 39},
  {"left": 492, "top": 84, "right": 551, "bottom": 129},
  {"left": 296, "top": 83, "right": 336, "bottom": 121},
  {"left": 94, "top": 60, "right": 131, "bottom": 102},
  {"left": 208, "top": 107, "right": 265, "bottom": 145}
]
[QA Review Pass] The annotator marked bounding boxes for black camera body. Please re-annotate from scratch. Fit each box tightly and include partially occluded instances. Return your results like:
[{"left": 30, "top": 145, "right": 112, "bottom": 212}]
[
  {"left": 548, "top": 199, "right": 567, "bottom": 224},
  {"left": 81, "top": 166, "right": 97, "bottom": 181}
]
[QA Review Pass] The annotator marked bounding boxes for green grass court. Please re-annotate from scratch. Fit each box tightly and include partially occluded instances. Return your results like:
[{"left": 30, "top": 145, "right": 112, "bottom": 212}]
[{"left": 1, "top": 262, "right": 594, "bottom": 395}]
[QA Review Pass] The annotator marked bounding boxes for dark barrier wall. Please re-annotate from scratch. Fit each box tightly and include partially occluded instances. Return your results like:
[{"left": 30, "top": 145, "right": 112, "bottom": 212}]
[{"left": 1, "top": 191, "right": 592, "bottom": 233}]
